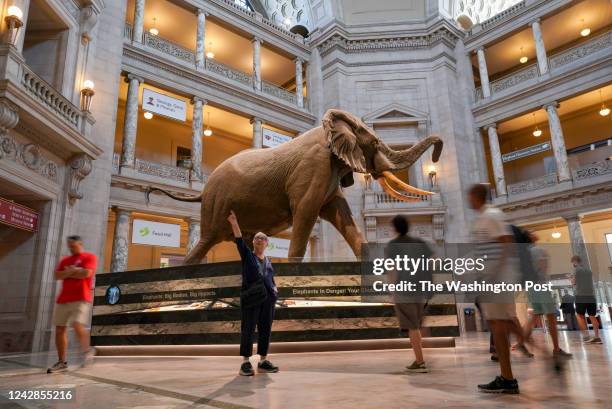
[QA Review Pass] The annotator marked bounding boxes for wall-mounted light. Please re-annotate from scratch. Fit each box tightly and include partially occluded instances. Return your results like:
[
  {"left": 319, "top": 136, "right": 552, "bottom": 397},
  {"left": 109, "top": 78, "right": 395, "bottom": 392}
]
[
  {"left": 203, "top": 111, "right": 213, "bottom": 136},
  {"left": 80, "top": 80, "right": 95, "bottom": 111},
  {"left": 206, "top": 41, "right": 214, "bottom": 59},
  {"left": 598, "top": 89, "right": 610, "bottom": 117},
  {"left": 144, "top": 111, "right": 153, "bottom": 119},
  {"left": 580, "top": 19, "right": 590, "bottom": 37},
  {"left": 519, "top": 47, "right": 528, "bottom": 64},
  {"left": 531, "top": 113, "right": 542, "bottom": 137},
  {"left": 4, "top": 5, "right": 24, "bottom": 46},
  {"left": 428, "top": 164, "right": 437, "bottom": 188},
  {"left": 149, "top": 17, "right": 159, "bottom": 36}
]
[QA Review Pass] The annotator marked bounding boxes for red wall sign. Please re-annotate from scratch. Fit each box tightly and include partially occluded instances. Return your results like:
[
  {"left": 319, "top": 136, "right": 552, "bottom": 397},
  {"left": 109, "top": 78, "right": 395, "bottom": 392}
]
[{"left": 0, "top": 197, "right": 38, "bottom": 232}]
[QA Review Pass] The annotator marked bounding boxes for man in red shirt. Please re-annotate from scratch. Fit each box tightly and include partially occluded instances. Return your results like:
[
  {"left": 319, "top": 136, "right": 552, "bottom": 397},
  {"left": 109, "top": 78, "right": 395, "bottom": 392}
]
[{"left": 47, "top": 235, "right": 97, "bottom": 373}]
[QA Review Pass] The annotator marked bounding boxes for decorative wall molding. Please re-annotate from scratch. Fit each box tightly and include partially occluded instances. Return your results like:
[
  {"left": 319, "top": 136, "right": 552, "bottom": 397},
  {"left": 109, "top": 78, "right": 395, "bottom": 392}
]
[
  {"left": 572, "top": 161, "right": 611, "bottom": 181},
  {"left": 0, "top": 100, "right": 19, "bottom": 133},
  {"left": 0, "top": 135, "right": 59, "bottom": 183},
  {"left": 318, "top": 27, "right": 461, "bottom": 57},
  {"left": 68, "top": 153, "right": 93, "bottom": 204},
  {"left": 549, "top": 31, "right": 612, "bottom": 70}
]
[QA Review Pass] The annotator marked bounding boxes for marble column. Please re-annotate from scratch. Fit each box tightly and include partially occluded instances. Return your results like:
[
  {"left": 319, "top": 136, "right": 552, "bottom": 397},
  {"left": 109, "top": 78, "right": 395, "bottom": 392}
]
[
  {"left": 13, "top": 0, "right": 31, "bottom": 53},
  {"left": 531, "top": 19, "right": 549, "bottom": 75},
  {"left": 186, "top": 218, "right": 201, "bottom": 254},
  {"left": 476, "top": 47, "right": 491, "bottom": 99},
  {"left": 414, "top": 121, "right": 427, "bottom": 189},
  {"left": 252, "top": 37, "right": 262, "bottom": 91},
  {"left": 564, "top": 215, "right": 590, "bottom": 268},
  {"left": 544, "top": 102, "right": 571, "bottom": 182},
  {"left": 190, "top": 97, "right": 205, "bottom": 181},
  {"left": 195, "top": 9, "right": 207, "bottom": 70},
  {"left": 474, "top": 127, "right": 489, "bottom": 183},
  {"left": 133, "top": 0, "right": 145, "bottom": 43},
  {"left": 251, "top": 117, "right": 263, "bottom": 148},
  {"left": 295, "top": 57, "right": 304, "bottom": 108},
  {"left": 120, "top": 74, "right": 143, "bottom": 168},
  {"left": 486, "top": 124, "right": 507, "bottom": 196},
  {"left": 110, "top": 208, "right": 131, "bottom": 272}
]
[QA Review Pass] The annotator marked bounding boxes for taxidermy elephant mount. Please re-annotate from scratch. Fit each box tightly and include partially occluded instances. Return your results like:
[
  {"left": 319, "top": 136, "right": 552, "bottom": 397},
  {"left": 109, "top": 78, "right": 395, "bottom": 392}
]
[{"left": 146, "top": 109, "right": 442, "bottom": 264}]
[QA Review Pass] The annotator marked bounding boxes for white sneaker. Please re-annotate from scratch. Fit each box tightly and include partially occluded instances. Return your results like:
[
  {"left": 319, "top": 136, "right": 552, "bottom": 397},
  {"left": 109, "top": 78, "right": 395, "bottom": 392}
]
[
  {"left": 79, "top": 348, "right": 95, "bottom": 368},
  {"left": 585, "top": 337, "right": 602, "bottom": 344},
  {"left": 47, "top": 360, "right": 68, "bottom": 374}
]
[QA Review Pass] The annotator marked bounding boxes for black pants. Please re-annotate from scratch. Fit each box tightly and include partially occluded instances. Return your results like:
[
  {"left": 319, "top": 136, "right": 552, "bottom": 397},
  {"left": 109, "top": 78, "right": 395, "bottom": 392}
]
[{"left": 240, "top": 297, "right": 276, "bottom": 357}]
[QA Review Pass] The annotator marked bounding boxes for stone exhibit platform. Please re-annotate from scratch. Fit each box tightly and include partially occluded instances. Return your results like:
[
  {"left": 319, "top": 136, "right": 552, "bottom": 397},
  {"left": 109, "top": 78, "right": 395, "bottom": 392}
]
[{"left": 92, "top": 261, "right": 459, "bottom": 349}]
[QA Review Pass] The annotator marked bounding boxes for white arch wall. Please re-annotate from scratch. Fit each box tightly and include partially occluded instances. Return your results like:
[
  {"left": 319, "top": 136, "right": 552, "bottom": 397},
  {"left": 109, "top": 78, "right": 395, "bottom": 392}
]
[{"left": 454, "top": 0, "right": 523, "bottom": 24}]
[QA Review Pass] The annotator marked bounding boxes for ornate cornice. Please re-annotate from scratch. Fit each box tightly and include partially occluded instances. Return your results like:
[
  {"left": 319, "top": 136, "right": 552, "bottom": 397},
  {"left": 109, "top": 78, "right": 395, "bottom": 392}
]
[{"left": 318, "top": 26, "right": 461, "bottom": 57}]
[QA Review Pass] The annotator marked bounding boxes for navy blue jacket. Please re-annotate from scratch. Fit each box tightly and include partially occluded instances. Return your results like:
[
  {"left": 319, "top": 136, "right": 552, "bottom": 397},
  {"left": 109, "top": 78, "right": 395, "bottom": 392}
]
[{"left": 235, "top": 237, "right": 278, "bottom": 300}]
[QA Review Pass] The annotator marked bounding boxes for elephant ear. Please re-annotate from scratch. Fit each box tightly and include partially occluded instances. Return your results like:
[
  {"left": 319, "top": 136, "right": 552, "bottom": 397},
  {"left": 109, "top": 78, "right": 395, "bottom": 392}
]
[{"left": 322, "top": 109, "right": 367, "bottom": 173}]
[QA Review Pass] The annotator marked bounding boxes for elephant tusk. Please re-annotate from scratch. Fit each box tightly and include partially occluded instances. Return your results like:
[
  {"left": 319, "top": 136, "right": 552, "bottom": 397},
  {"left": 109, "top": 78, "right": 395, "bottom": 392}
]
[
  {"left": 379, "top": 178, "right": 424, "bottom": 202},
  {"left": 382, "top": 171, "right": 435, "bottom": 196}
]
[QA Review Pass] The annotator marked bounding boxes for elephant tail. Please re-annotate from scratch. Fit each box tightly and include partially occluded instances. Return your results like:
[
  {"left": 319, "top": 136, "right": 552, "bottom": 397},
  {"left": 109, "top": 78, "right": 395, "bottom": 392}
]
[{"left": 145, "top": 186, "right": 203, "bottom": 203}]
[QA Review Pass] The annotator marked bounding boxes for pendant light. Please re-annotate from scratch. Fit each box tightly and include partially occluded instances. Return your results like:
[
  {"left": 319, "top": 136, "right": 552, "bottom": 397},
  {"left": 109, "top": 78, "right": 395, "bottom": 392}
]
[
  {"left": 580, "top": 19, "right": 590, "bottom": 37},
  {"left": 144, "top": 112, "right": 153, "bottom": 120},
  {"left": 206, "top": 41, "right": 215, "bottom": 59},
  {"left": 551, "top": 222, "right": 561, "bottom": 239},
  {"left": 149, "top": 17, "right": 159, "bottom": 36},
  {"left": 532, "top": 113, "right": 542, "bottom": 137},
  {"left": 203, "top": 111, "right": 213, "bottom": 137},
  {"left": 519, "top": 47, "right": 528, "bottom": 64},
  {"left": 598, "top": 89, "right": 610, "bottom": 117}
]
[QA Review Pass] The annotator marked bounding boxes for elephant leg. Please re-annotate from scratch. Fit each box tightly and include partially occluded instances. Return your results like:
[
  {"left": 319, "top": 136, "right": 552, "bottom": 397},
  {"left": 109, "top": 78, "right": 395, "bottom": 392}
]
[
  {"left": 183, "top": 235, "right": 217, "bottom": 265},
  {"left": 319, "top": 192, "right": 365, "bottom": 258},
  {"left": 288, "top": 208, "right": 320, "bottom": 261}
]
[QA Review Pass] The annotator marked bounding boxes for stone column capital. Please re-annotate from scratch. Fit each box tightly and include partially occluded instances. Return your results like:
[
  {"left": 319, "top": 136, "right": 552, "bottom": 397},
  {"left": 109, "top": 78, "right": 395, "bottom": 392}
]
[
  {"left": 125, "top": 73, "right": 144, "bottom": 84},
  {"left": 250, "top": 116, "right": 263, "bottom": 125},
  {"left": 543, "top": 101, "right": 560, "bottom": 110},
  {"left": 112, "top": 206, "right": 132, "bottom": 217},
  {"left": 252, "top": 36, "right": 263, "bottom": 45},
  {"left": 196, "top": 8, "right": 209, "bottom": 17},
  {"left": 191, "top": 96, "right": 207, "bottom": 105},
  {"left": 186, "top": 216, "right": 201, "bottom": 225},
  {"left": 531, "top": 18, "right": 541, "bottom": 25},
  {"left": 485, "top": 123, "right": 497, "bottom": 131},
  {"left": 475, "top": 46, "right": 485, "bottom": 54},
  {"left": 563, "top": 214, "right": 581, "bottom": 224},
  {"left": 294, "top": 57, "right": 304, "bottom": 64}
]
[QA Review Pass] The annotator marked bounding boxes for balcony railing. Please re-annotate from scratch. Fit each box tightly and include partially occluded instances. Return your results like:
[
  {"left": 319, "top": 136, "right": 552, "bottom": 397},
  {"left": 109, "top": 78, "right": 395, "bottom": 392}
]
[
  {"left": 262, "top": 80, "right": 297, "bottom": 104},
  {"left": 124, "top": 22, "right": 306, "bottom": 110},
  {"left": 571, "top": 160, "right": 611, "bottom": 181},
  {"left": 112, "top": 153, "right": 192, "bottom": 185},
  {"left": 364, "top": 181, "right": 435, "bottom": 211},
  {"left": 507, "top": 173, "right": 557, "bottom": 196},
  {"left": 505, "top": 160, "right": 611, "bottom": 197},
  {"left": 475, "top": 30, "right": 611, "bottom": 103},
  {"left": 206, "top": 58, "right": 253, "bottom": 86}
]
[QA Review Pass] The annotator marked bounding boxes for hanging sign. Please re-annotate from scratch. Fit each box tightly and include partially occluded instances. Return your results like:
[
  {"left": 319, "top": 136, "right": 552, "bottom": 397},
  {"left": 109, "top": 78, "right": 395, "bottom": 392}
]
[
  {"left": 0, "top": 197, "right": 38, "bottom": 232},
  {"left": 502, "top": 142, "right": 551, "bottom": 163},
  {"left": 142, "top": 88, "right": 187, "bottom": 122},
  {"left": 263, "top": 128, "right": 292, "bottom": 148},
  {"left": 132, "top": 219, "right": 181, "bottom": 247}
]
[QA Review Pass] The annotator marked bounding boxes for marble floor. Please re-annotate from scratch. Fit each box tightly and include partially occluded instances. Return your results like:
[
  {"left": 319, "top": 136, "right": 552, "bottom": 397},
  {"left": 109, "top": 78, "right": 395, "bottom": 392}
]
[{"left": 0, "top": 330, "right": 610, "bottom": 409}]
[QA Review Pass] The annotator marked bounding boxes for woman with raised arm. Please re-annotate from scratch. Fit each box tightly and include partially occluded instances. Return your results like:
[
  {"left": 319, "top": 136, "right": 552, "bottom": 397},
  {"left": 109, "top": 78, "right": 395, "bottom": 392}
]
[{"left": 227, "top": 210, "right": 279, "bottom": 376}]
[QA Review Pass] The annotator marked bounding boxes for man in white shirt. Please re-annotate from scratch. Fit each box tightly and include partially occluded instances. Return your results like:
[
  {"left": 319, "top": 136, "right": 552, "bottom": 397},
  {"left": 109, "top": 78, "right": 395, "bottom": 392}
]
[{"left": 469, "top": 184, "right": 521, "bottom": 394}]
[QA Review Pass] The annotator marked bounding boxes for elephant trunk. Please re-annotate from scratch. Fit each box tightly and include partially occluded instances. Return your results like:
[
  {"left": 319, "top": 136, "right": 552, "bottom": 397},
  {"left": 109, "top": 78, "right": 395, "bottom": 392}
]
[{"left": 377, "top": 135, "right": 443, "bottom": 171}]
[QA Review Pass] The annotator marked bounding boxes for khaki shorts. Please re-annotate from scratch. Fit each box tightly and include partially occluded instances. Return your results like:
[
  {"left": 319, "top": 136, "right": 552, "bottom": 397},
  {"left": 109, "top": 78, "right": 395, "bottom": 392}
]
[
  {"left": 481, "top": 302, "right": 517, "bottom": 320},
  {"left": 394, "top": 302, "right": 426, "bottom": 330},
  {"left": 52, "top": 302, "right": 91, "bottom": 326}
]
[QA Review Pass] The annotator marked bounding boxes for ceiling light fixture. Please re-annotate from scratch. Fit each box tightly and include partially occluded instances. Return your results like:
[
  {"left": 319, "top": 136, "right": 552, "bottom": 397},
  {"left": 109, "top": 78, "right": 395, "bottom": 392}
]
[
  {"left": 149, "top": 17, "right": 159, "bottom": 36},
  {"left": 519, "top": 47, "right": 528, "bottom": 64},
  {"left": 580, "top": 19, "right": 590, "bottom": 37},
  {"left": 598, "top": 89, "right": 610, "bottom": 117},
  {"left": 206, "top": 41, "right": 214, "bottom": 59},
  {"left": 144, "top": 111, "right": 153, "bottom": 119},
  {"left": 551, "top": 231, "right": 561, "bottom": 239},
  {"left": 531, "top": 113, "right": 542, "bottom": 137},
  {"left": 203, "top": 111, "right": 213, "bottom": 136}
]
